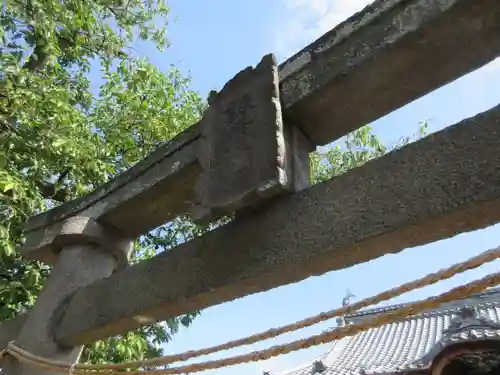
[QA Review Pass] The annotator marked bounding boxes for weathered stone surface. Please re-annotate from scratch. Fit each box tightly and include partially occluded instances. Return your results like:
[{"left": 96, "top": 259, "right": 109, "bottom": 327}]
[
  {"left": 279, "top": 0, "right": 500, "bottom": 145},
  {"left": 192, "top": 54, "right": 311, "bottom": 221},
  {"left": 20, "top": 0, "right": 500, "bottom": 242},
  {"left": 55, "top": 103, "right": 500, "bottom": 346},
  {"left": 284, "top": 125, "right": 312, "bottom": 192},
  {"left": 21, "top": 216, "right": 133, "bottom": 270},
  {"left": 23, "top": 126, "right": 200, "bottom": 235},
  {"left": 0, "top": 315, "right": 26, "bottom": 351},
  {"left": 2, "top": 244, "right": 118, "bottom": 375}
]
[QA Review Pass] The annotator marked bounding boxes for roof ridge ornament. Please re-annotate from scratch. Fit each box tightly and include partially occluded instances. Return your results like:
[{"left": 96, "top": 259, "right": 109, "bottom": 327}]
[
  {"left": 443, "top": 306, "right": 500, "bottom": 334},
  {"left": 342, "top": 289, "right": 356, "bottom": 307},
  {"left": 336, "top": 289, "right": 356, "bottom": 327},
  {"left": 411, "top": 305, "right": 500, "bottom": 370},
  {"left": 311, "top": 360, "right": 326, "bottom": 374}
]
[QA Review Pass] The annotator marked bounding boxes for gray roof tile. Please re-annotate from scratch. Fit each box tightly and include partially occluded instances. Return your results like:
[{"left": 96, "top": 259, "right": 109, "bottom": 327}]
[{"left": 271, "top": 288, "right": 500, "bottom": 375}]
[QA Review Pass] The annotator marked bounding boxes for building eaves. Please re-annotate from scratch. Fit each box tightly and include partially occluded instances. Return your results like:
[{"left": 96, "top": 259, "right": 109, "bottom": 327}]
[{"left": 268, "top": 289, "right": 500, "bottom": 375}]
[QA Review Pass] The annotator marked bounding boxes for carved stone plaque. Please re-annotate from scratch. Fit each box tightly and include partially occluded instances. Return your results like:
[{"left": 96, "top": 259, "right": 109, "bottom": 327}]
[{"left": 192, "top": 54, "right": 304, "bottom": 221}]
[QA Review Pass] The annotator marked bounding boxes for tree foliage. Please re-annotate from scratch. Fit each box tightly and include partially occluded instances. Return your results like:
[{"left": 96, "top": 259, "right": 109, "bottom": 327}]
[
  {"left": 0, "top": 0, "right": 204, "bottom": 363},
  {"left": 310, "top": 123, "right": 428, "bottom": 183}
]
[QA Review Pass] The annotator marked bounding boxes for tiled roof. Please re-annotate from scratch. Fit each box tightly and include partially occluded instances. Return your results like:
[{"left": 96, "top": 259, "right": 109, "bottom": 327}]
[{"left": 271, "top": 288, "right": 500, "bottom": 375}]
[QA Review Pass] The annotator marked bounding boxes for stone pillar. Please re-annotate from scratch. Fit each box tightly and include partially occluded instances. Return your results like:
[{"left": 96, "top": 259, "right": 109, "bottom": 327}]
[{"left": 2, "top": 217, "right": 133, "bottom": 375}]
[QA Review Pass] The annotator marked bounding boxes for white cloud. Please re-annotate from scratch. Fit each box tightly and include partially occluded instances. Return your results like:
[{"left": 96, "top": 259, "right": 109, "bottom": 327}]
[{"left": 275, "top": 0, "right": 374, "bottom": 59}]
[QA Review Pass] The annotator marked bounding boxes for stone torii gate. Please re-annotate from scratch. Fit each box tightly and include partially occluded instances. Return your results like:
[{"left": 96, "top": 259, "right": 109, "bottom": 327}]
[{"left": 2, "top": 0, "right": 500, "bottom": 374}]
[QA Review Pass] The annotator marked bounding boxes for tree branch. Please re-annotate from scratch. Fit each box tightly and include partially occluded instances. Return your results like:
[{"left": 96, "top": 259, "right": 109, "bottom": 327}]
[
  {"left": 36, "top": 181, "right": 71, "bottom": 202},
  {"left": 1, "top": 181, "right": 71, "bottom": 202}
]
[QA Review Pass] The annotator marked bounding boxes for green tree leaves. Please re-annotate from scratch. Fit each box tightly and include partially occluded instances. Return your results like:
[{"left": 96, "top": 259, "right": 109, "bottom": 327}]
[
  {"left": 310, "top": 123, "right": 428, "bottom": 183},
  {"left": 0, "top": 0, "right": 203, "bottom": 364}
]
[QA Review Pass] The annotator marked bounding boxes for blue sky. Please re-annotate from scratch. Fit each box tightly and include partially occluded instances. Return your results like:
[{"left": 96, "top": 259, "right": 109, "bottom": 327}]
[{"left": 112, "top": 1, "right": 500, "bottom": 375}]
